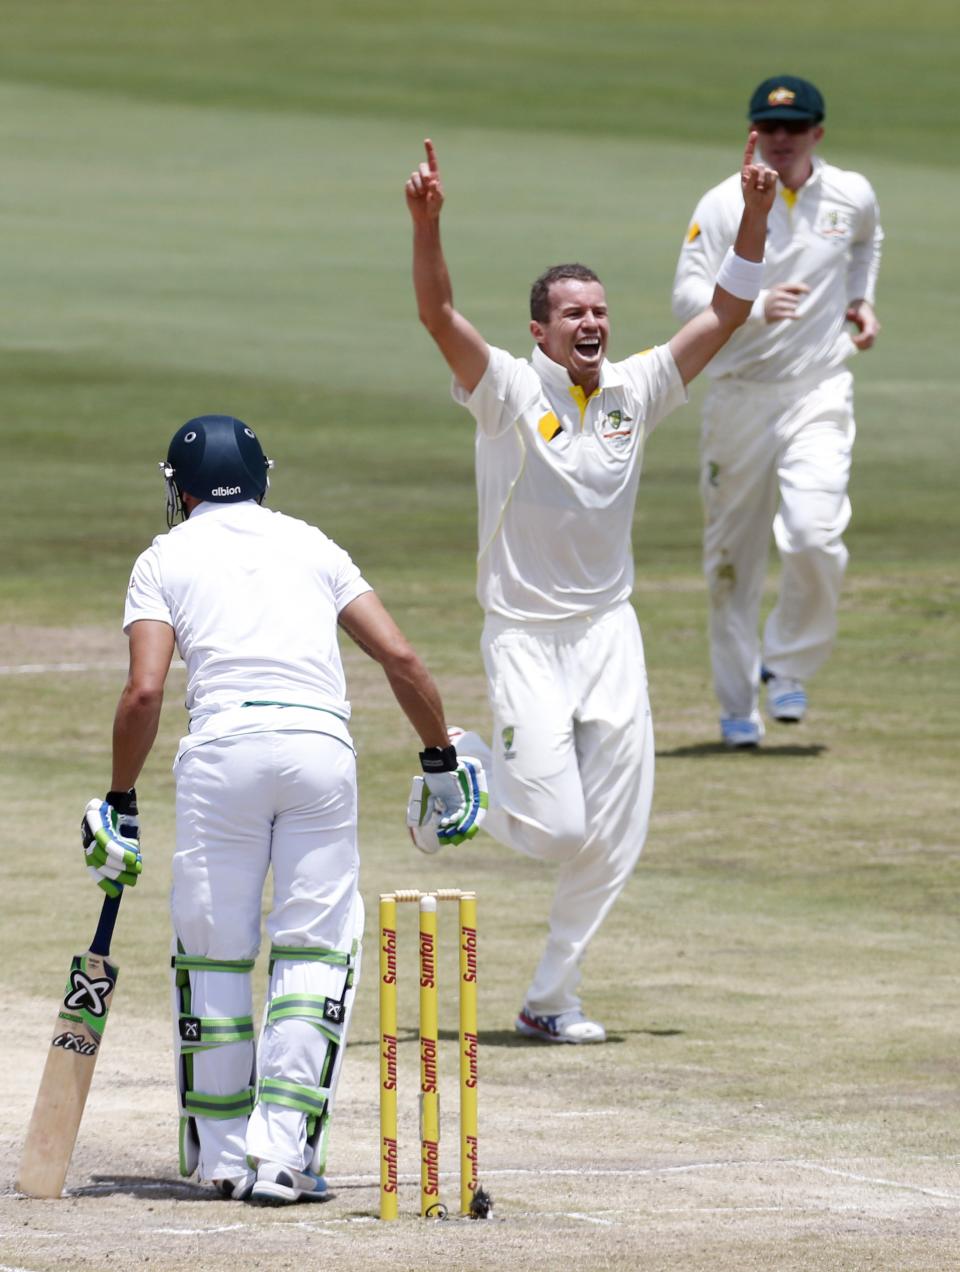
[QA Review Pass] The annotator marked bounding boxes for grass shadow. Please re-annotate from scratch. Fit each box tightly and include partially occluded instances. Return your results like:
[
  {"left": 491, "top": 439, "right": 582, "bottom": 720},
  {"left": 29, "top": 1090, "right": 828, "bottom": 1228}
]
[
  {"left": 68, "top": 1174, "right": 213, "bottom": 1200},
  {"left": 471, "top": 1028, "right": 627, "bottom": 1048},
  {"left": 657, "top": 742, "right": 828, "bottom": 759}
]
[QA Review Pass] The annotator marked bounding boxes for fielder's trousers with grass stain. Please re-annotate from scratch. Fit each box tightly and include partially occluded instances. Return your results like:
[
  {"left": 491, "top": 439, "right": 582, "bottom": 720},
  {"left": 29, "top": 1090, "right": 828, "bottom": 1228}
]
[
  {"left": 701, "top": 368, "right": 855, "bottom": 721},
  {"left": 468, "top": 600, "right": 654, "bottom": 1017},
  {"left": 171, "top": 729, "right": 359, "bottom": 1185}
]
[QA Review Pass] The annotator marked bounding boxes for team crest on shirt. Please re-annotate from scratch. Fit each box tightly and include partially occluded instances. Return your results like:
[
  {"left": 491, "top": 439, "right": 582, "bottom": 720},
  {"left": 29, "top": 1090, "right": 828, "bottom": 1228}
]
[
  {"left": 817, "top": 208, "right": 852, "bottom": 239},
  {"left": 596, "top": 407, "right": 635, "bottom": 448},
  {"left": 501, "top": 726, "right": 517, "bottom": 761}
]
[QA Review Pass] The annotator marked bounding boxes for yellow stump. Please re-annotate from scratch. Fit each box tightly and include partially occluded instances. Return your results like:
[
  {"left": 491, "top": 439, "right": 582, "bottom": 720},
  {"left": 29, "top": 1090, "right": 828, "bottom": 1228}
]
[
  {"left": 379, "top": 895, "right": 399, "bottom": 1220},
  {"left": 458, "top": 891, "right": 479, "bottom": 1215},
  {"left": 418, "top": 895, "right": 442, "bottom": 1217}
]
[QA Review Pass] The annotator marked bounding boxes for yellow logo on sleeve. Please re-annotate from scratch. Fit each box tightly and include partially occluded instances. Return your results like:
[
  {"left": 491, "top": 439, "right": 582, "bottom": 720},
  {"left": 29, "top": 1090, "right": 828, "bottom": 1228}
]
[{"left": 537, "top": 411, "right": 562, "bottom": 443}]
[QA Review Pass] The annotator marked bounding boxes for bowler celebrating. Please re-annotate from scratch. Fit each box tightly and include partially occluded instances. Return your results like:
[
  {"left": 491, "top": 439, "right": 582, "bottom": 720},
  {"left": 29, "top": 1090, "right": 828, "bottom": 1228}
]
[{"left": 405, "top": 135, "right": 776, "bottom": 1042}]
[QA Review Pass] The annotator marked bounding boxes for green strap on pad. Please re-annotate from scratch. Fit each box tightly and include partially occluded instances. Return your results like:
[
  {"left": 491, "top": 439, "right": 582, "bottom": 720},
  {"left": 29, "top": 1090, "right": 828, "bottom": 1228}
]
[
  {"left": 258, "top": 1076, "right": 331, "bottom": 1118},
  {"left": 184, "top": 1086, "right": 256, "bottom": 1120},
  {"left": 268, "top": 942, "right": 354, "bottom": 974},
  {"left": 172, "top": 952, "right": 256, "bottom": 987},
  {"left": 266, "top": 993, "right": 344, "bottom": 1045},
  {"left": 178, "top": 1013, "right": 255, "bottom": 1053}
]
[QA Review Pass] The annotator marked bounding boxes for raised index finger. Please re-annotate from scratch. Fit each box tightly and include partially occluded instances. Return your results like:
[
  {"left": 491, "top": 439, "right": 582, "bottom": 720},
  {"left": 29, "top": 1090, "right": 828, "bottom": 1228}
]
[
  {"left": 743, "top": 129, "right": 758, "bottom": 168},
  {"left": 424, "top": 138, "right": 439, "bottom": 174}
]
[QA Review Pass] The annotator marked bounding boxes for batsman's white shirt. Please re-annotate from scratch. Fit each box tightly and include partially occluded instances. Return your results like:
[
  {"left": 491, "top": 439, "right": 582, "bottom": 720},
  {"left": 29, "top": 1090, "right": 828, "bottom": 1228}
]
[
  {"left": 453, "top": 342, "right": 686, "bottom": 621},
  {"left": 123, "top": 500, "right": 372, "bottom": 758},
  {"left": 672, "top": 157, "right": 882, "bottom": 380}
]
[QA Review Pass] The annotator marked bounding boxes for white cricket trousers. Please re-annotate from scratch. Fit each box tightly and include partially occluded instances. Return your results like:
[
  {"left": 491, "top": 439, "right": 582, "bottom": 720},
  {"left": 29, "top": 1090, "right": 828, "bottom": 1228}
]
[
  {"left": 701, "top": 369, "right": 855, "bottom": 720},
  {"left": 172, "top": 729, "right": 359, "bottom": 1182},
  {"left": 476, "top": 601, "right": 654, "bottom": 1015}
]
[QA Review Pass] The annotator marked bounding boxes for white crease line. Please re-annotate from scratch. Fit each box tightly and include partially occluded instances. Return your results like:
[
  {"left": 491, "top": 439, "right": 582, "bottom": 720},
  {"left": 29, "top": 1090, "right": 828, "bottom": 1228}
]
[
  {"left": 0, "top": 661, "right": 185, "bottom": 675},
  {"left": 0, "top": 661, "right": 128, "bottom": 675},
  {"left": 294, "top": 1217, "right": 379, "bottom": 1228},
  {"left": 789, "top": 1162, "right": 960, "bottom": 1203},
  {"left": 334, "top": 1160, "right": 960, "bottom": 1203},
  {"left": 552, "top": 1110, "right": 620, "bottom": 1118},
  {"left": 153, "top": 1225, "right": 247, "bottom": 1235}
]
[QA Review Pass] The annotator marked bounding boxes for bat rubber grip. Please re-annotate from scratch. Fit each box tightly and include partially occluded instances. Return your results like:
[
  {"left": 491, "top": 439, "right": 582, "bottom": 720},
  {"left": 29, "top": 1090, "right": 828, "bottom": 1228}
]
[{"left": 90, "top": 891, "right": 123, "bottom": 957}]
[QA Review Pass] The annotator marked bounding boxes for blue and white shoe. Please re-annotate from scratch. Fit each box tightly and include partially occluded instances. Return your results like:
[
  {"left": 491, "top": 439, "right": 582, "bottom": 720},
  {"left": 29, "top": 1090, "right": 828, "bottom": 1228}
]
[
  {"left": 248, "top": 1162, "right": 330, "bottom": 1206},
  {"left": 763, "top": 671, "right": 807, "bottom": 723},
  {"left": 720, "top": 715, "right": 764, "bottom": 748},
  {"left": 515, "top": 1006, "right": 606, "bottom": 1044}
]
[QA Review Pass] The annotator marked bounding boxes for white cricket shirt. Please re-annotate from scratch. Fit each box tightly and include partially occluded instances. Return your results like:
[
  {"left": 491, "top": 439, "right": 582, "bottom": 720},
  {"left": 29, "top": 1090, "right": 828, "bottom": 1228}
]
[
  {"left": 123, "top": 501, "right": 372, "bottom": 757},
  {"left": 672, "top": 157, "right": 882, "bottom": 382},
  {"left": 453, "top": 343, "right": 686, "bottom": 621}
]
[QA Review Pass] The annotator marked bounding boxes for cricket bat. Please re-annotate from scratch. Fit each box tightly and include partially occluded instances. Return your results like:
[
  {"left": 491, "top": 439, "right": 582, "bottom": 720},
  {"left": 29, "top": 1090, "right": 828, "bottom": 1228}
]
[{"left": 17, "top": 891, "right": 123, "bottom": 1197}]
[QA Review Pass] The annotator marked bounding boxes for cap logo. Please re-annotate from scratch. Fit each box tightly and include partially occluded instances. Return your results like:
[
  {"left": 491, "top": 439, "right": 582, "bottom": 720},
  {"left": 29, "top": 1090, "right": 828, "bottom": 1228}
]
[{"left": 768, "top": 87, "right": 796, "bottom": 106}]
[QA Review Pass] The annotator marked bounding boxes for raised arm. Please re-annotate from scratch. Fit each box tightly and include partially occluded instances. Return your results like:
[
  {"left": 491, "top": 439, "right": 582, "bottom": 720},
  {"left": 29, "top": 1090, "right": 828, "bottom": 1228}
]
[
  {"left": 669, "top": 132, "right": 777, "bottom": 386},
  {"left": 407, "top": 139, "right": 490, "bottom": 395}
]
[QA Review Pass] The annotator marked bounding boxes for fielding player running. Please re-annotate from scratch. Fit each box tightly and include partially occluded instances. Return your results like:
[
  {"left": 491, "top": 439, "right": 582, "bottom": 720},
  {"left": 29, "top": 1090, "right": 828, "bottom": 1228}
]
[
  {"left": 84, "top": 415, "right": 483, "bottom": 1203},
  {"left": 672, "top": 76, "right": 883, "bottom": 747},
  {"left": 404, "top": 136, "right": 776, "bottom": 1042}
]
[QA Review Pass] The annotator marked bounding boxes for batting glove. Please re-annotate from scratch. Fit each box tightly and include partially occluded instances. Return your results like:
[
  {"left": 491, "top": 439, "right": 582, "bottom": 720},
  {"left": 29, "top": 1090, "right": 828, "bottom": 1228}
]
[
  {"left": 81, "top": 789, "right": 143, "bottom": 897},
  {"left": 409, "top": 750, "right": 488, "bottom": 853},
  {"left": 419, "top": 746, "right": 463, "bottom": 822}
]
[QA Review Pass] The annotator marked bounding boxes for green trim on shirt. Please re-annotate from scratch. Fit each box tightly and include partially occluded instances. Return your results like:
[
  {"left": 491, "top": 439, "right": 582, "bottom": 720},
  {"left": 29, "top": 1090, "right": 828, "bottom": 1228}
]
[{"left": 240, "top": 700, "right": 347, "bottom": 722}]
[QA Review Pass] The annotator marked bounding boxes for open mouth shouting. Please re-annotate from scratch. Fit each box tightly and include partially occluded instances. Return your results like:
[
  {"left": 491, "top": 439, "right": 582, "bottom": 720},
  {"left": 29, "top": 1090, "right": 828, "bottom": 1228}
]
[{"left": 575, "top": 337, "right": 602, "bottom": 360}]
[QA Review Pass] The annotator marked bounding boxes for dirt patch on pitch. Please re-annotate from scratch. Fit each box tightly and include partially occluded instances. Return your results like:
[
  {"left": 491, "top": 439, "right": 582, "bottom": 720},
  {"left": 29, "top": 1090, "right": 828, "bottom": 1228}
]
[{"left": 3, "top": 990, "right": 960, "bottom": 1272}]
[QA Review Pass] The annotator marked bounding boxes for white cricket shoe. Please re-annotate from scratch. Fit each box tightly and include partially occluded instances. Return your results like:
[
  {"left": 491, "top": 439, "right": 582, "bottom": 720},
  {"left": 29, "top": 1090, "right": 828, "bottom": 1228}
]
[
  {"left": 515, "top": 1006, "right": 606, "bottom": 1044},
  {"left": 764, "top": 673, "right": 807, "bottom": 723},
  {"left": 248, "top": 1161, "right": 330, "bottom": 1206},
  {"left": 720, "top": 715, "right": 764, "bottom": 748}
]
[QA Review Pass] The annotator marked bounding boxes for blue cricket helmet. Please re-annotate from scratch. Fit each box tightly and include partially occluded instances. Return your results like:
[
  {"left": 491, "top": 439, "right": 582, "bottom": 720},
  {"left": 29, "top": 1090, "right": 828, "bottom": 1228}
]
[{"left": 160, "top": 414, "right": 273, "bottom": 524}]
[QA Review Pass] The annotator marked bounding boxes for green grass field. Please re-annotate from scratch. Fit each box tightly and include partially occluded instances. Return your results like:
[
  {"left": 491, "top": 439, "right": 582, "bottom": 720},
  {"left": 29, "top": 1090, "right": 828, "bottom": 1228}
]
[{"left": 2, "top": 3, "right": 958, "bottom": 1269}]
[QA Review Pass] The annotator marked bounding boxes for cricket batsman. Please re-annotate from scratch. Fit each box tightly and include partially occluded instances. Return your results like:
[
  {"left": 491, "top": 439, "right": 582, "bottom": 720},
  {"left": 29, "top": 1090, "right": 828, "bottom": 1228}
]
[{"left": 82, "top": 414, "right": 484, "bottom": 1203}]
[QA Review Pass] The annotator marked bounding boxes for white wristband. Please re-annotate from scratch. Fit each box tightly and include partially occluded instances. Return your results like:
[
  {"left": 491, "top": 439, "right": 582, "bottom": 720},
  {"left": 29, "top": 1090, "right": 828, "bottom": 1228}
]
[{"left": 716, "top": 247, "right": 764, "bottom": 301}]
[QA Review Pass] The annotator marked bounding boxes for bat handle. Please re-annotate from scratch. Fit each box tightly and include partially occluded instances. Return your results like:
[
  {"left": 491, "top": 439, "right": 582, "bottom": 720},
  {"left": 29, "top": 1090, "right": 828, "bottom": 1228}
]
[{"left": 89, "top": 891, "right": 123, "bottom": 957}]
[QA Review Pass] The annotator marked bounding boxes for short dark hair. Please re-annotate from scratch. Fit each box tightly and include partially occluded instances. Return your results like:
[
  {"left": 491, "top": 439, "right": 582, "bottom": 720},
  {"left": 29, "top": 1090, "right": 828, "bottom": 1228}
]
[{"left": 529, "top": 264, "right": 602, "bottom": 324}]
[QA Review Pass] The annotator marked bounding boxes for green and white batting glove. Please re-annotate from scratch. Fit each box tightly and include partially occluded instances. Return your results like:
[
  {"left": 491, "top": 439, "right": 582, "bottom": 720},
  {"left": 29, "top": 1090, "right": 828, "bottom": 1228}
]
[
  {"left": 408, "top": 749, "right": 488, "bottom": 854},
  {"left": 81, "top": 789, "right": 143, "bottom": 897}
]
